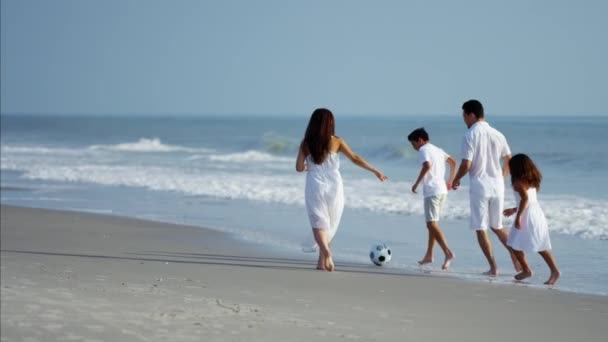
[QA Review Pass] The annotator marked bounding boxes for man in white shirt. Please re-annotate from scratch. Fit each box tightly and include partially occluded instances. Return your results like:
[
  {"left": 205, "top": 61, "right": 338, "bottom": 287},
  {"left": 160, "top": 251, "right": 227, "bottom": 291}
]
[
  {"left": 452, "top": 100, "right": 521, "bottom": 276},
  {"left": 408, "top": 128, "right": 456, "bottom": 270}
]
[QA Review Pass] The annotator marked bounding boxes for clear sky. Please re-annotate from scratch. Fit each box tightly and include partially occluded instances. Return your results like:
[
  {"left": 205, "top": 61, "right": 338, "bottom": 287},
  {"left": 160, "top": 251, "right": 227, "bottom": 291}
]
[{"left": 1, "top": 0, "right": 606, "bottom": 116}]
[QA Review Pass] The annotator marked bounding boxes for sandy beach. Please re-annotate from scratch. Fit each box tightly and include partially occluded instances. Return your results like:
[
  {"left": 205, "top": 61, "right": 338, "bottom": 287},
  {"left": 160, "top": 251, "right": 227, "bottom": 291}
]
[{"left": 1, "top": 204, "right": 607, "bottom": 341}]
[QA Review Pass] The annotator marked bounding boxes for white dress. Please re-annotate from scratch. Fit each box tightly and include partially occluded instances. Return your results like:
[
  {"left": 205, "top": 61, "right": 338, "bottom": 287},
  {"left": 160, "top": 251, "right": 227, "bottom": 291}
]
[
  {"left": 507, "top": 188, "right": 552, "bottom": 252},
  {"left": 303, "top": 152, "right": 345, "bottom": 248}
]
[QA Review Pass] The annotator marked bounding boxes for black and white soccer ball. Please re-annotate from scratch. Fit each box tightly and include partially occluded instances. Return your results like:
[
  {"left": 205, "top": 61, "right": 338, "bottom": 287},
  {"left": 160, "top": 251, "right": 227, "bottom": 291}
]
[{"left": 369, "top": 243, "right": 392, "bottom": 266}]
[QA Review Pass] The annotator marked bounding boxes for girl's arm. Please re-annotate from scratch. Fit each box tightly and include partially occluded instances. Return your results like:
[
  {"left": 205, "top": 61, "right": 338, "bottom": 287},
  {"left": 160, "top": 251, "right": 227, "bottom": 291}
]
[
  {"left": 503, "top": 207, "right": 517, "bottom": 217},
  {"left": 513, "top": 181, "right": 528, "bottom": 229},
  {"left": 338, "top": 138, "right": 387, "bottom": 181},
  {"left": 295, "top": 144, "right": 307, "bottom": 172}
]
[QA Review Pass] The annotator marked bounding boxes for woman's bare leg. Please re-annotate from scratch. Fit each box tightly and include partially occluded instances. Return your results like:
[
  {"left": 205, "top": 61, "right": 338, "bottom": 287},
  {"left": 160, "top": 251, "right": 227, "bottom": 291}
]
[{"left": 313, "top": 228, "right": 334, "bottom": 272}]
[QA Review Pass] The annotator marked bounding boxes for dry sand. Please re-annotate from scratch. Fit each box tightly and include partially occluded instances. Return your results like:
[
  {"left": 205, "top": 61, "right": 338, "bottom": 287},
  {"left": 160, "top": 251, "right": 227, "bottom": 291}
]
[{"left": 1, "top": 204, "right": 607, "bottom": 341}]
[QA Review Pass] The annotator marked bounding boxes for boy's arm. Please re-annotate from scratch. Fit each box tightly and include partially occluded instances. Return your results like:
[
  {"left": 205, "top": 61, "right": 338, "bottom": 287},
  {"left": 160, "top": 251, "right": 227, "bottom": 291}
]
[
  {"left": 446, "top": 156, "right": 457, "bottom": 189},
  {"left": 412, "top": 161, "right": 431, "bottom": 193}
]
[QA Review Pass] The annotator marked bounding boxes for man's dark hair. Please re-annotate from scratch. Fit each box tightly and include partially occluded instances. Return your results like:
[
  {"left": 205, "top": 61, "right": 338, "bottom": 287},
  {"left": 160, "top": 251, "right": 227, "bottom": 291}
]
[
  {"left": 408, "top": 127, "right": 429, "bottom": 142},
  {"left": 462, "top": 99, "right": 484, "bottom": 119}
]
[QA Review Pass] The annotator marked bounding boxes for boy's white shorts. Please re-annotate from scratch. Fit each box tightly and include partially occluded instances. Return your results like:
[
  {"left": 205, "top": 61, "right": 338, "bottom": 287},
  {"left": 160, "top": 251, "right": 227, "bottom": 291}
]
[{"left": 424, "top": 193, "right": 447, "bottom": 222}]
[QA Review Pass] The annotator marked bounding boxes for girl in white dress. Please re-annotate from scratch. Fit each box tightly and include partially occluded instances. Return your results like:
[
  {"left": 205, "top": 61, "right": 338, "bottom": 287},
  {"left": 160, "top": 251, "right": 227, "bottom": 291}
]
[
  {"left": 296, "top": 108, "right": 388, "bottom": 271},
  {"left": 503, "top": 154, "right": 560, "bottom": 285}
]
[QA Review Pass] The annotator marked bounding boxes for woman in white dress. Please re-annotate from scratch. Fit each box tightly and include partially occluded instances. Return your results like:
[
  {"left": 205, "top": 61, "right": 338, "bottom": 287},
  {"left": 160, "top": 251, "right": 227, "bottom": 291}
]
[
  {"left": 503, "top": 154, "right": 560, "bottom": 285},
  {"left": 296, "top": 108, "right": 388, "bottom": 271}
]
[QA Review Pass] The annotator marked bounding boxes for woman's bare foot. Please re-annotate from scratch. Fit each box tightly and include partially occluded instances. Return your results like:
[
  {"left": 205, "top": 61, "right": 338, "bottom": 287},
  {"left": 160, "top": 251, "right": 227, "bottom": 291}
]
[
  {"left": 418, "top": 256, "right": 433, "bottom": 266},
  {"left": 544, "top": 271, "right": 560, "bottom": 285},
  {"left": 316, "top": 255, "right": 325, "bottom": 270},
  {"left": 482, "top": 268, "right": 498, "bottom": 277},
  {"left": 514, "top": 271, "right": 533, "bottom": 281},
  {"left": 324, "top": 256, "right": 335, "bottom": 272},
  {"left": 442, "top": 252, "right": 455, "bottom": 270}
]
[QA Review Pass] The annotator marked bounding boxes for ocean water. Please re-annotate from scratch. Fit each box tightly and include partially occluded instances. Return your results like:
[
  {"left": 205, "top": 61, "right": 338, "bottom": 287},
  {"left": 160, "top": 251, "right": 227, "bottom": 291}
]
[{"left": 1, "top": 114, "right": 607, "bottom": 295}]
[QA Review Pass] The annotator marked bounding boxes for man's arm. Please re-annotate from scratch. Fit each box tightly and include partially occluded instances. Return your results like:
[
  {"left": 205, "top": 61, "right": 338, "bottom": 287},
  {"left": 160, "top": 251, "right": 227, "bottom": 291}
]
[
  {"left": 446, "top": 156, "right": 457, "bottom": 189},
  {"left": 452, "top": 159, "right": 472, "bottom": 190},
  {"left": 502, "top": 154, "right": 511, "bottom": 178}
]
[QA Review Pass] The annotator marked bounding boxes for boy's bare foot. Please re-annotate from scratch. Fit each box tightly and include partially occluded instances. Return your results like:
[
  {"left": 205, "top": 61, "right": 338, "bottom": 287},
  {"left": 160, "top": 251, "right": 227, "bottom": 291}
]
[
  {"left": 418, "top": 256, "right": 433, "bottom": 265},
  {"left": 514, "top": 271, "right": 533, "bottom": 281},
  {"left": 442, "top": 252, "right": 455, "bottom": 270},
  {"left": 544, "top": 271, "right": 560, "bottom": 285},
  {"left": 482, "top": 268, "right": 498, "bottom": 277}
]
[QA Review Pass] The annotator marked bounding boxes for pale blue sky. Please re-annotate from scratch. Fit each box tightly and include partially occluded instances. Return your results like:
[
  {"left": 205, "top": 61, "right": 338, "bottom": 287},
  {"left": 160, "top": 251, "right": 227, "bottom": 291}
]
[{"left": 1, "top": 0, "right": 606, "bottom": 116}]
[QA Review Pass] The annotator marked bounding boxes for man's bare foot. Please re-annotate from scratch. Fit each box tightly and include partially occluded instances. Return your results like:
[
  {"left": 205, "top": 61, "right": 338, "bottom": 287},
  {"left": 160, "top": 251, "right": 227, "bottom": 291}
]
[
  {"left": 442, "top": 252, "right": 455, "bottom": 270},
  {"left": 482, "top": 269, "right": 498, "bottom": 277},
  {"left": 418, "top": 256, "right": 433, "bottom": 265},
  {"left": 514, "top": 271, "right": 533, "bottom": 281},
  {"left": 544, "top": 271, "right": 560, "bottom": 285}
]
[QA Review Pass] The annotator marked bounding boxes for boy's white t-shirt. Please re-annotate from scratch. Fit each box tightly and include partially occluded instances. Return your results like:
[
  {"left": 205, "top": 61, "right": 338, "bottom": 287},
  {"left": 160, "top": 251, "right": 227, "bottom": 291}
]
[{"left": 418, "top": 143, "right": 450, "bottom": 198}]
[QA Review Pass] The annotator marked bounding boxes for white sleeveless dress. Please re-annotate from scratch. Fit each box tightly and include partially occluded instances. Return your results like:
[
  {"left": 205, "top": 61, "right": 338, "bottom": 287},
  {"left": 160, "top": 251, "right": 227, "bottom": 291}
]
[
  {"left": 303, "top": 152, "right": 345, "bottom": 247},
  {"left": 507, "top": 188, "right": 552, "bottom": 252}
]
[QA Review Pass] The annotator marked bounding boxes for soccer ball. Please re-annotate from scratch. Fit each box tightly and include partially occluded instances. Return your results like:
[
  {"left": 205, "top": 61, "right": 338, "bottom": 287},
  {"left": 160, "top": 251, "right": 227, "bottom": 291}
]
[{"left": 369, "top": 243, "right": 392, "bottom": 266}]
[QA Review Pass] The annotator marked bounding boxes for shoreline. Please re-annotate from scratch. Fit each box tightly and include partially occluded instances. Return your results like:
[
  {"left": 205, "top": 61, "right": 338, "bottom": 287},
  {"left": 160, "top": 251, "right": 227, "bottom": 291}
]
[{"left": 2, "top": 204, "right": 607, "bottom": 341}]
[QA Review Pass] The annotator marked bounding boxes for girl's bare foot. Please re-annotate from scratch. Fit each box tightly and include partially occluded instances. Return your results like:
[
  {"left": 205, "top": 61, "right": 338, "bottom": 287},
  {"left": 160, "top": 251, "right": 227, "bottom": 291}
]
[
  {"left": 514, "top": 271, "right": 533, "bottom": 281},
  {"left": 510, "top": 254, "right": 523, "bottom": 272},
  {"left": 442, "top": 252, "right": 455, "bottom": 270},
  {"left": 482, "top": 268, "right": 498, "bottom": 277},
  {"left": 544, "top": 271, "right": 560, "bottom": 285},
  {"left": 418, "top": 256, "right": 433, "bottom": 265}
]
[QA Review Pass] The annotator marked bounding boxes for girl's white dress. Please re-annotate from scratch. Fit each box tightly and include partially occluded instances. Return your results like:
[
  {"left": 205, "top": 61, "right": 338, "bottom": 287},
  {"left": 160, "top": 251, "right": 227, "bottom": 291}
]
[
  {"left": 507, "top": 188, "right": 552, "bottom": 252},
  {"left": 303, "top": 152, "right": 344, "bottom": 248}
]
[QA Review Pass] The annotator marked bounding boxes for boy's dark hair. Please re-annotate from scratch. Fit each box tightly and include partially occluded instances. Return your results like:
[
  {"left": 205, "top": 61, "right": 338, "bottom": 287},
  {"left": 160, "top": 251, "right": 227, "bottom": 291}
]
[
  {"left": 462, "top": 99, "right": 484, "bottom": 119},
  {"left": 408, "top": 127, "right": 429, "bottom": 142}
]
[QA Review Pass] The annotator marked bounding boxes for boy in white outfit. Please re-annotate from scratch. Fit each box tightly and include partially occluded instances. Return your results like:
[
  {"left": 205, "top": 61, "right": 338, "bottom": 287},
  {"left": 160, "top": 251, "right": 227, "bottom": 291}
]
[{"left": 408, "top": 128, "right": 456, "bottom": 270}]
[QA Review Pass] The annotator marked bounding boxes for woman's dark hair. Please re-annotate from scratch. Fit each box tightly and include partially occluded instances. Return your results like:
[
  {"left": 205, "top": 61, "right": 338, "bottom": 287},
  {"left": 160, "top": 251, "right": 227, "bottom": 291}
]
[
  {"left": 509, "top": 153, "right": 542, "bottom": 190},
  {"left": 302, "top": 108, "right": 335, "bottom": 164},
  {"left": 462, "top": 99, "right": 484, "bottom": 119}
]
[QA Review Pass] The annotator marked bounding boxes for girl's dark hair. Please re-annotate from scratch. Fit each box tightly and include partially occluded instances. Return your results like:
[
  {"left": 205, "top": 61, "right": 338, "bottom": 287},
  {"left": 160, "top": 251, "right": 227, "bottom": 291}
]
[
  {"left": 302, "top": 108, "right": 335, "bottom": 164},
  {"left": 509, "top": 153, "right": 542, "bottom": 190}
]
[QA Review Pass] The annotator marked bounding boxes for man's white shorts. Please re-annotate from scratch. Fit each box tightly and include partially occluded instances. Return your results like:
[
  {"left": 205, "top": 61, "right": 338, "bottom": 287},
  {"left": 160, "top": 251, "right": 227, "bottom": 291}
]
[
  {"left": 470, "top": 195, "right": 504, "bottom": 230},
  {"left": 424, "top": 194, "right": 446, "bottom": 222}
]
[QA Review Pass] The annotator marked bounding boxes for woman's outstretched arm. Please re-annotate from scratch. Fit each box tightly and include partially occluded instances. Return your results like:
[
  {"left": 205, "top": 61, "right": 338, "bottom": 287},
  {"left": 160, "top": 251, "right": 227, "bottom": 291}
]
[{"left": 338, "top": 138, "right": 387, "bottom": 181}]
